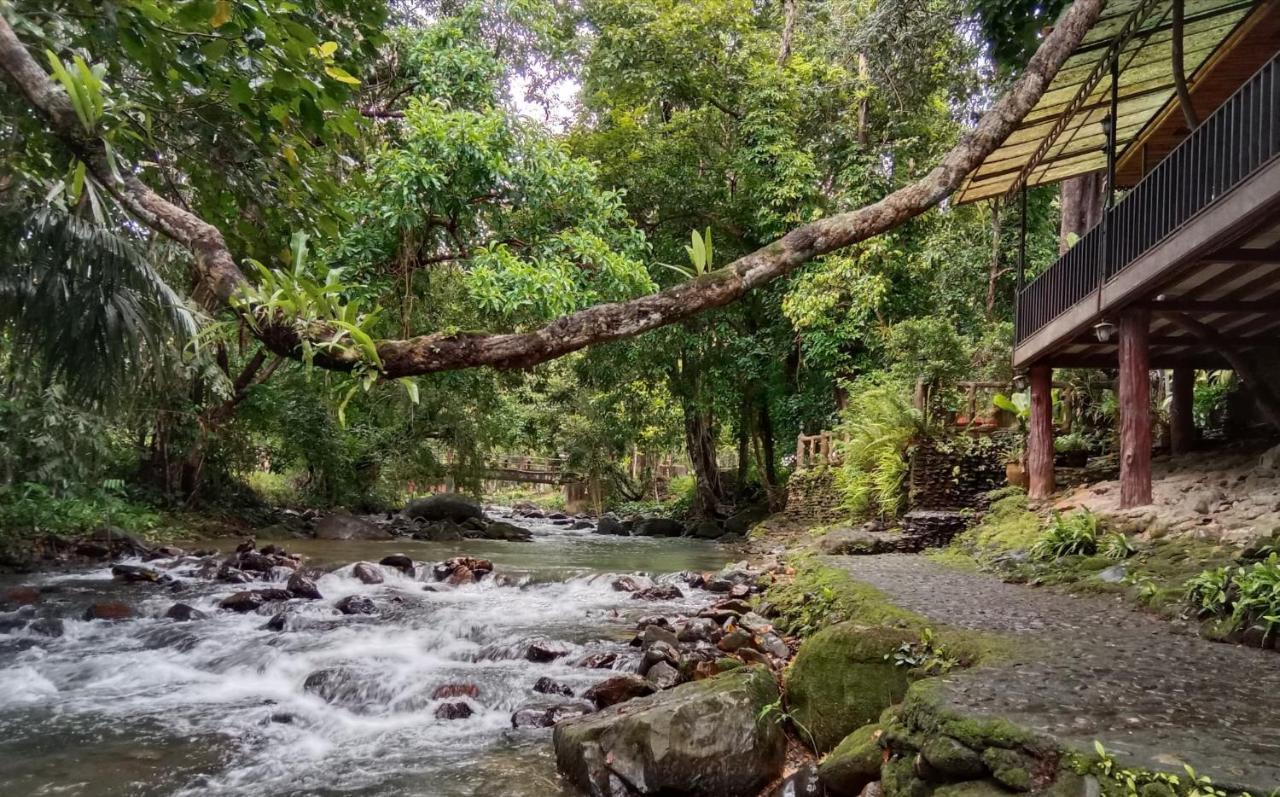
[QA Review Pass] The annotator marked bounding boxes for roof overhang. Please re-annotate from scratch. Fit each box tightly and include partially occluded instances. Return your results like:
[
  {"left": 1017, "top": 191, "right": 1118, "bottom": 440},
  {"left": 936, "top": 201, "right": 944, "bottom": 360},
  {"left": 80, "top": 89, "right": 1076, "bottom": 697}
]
[{"left": 954, "top": 0, "right": 1259, "bottom": 205}]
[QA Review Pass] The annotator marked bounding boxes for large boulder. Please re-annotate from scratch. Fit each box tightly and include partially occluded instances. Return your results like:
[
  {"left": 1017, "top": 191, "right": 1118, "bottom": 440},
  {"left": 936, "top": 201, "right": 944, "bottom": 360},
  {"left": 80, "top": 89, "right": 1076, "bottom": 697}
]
[
  {"left": 554, "top": 666, "right": 786, "bottom": 797},
  {"left": 403, "top": 494, "right": 484, "bottom": 523},
  {"left": 723, "top": 506, "right": 769, "bottom": 536},
  {"left": 314, "top": 512, "right": 393, "bottom": 541},
  {"left": 596, "top": 513, "right": 627, "bottom": 536},
  {"left": 633, "top": 517, "right": 686, "bottom": 538},
  {"left": 816, "top": 527, "right": 900, "bottom": 556},
  {"left": 784, "top": 623, "right": 915, "bottom": 753},
  {"left": 412, "top": 520, "right": 465, "bottom": 541},
  {"left": 480, "top": 521, "right": 534, "bottom": 542}
]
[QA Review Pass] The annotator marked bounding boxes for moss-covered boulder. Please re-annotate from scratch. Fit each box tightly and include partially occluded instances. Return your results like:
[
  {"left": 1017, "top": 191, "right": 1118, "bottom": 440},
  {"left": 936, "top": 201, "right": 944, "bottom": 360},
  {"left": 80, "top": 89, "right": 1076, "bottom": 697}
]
[
  {"left": 785, "top": 623, "right": 916, "bottom": 752},
  {"left": 982, "top": 748, "right": 1033, "bottom": 792},
  {"left": 553, "top": 665, "right": 785, "bottom": 796},
  {"left": 818, "top": 723, "right": 884, "bottom": 796},
  {"left": 932, "top": 780, "right": 1018, "bottom": 797},
  {"left": 882, "top": 756, "right": 931, "bottom": 797}
]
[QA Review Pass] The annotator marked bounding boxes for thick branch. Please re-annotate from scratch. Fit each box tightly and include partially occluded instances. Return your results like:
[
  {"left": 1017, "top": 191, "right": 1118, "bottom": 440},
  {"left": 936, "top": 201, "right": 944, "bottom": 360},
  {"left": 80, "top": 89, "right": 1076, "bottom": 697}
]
[
  {"left": 0, "top": 0, "right": 1104, "bottom": 377},
  {"left": 1171, "top": 0, "right": 1200, "bottom": 130},
  {"left": 778, "top": 0, "right": 798, "bottom": 66}
]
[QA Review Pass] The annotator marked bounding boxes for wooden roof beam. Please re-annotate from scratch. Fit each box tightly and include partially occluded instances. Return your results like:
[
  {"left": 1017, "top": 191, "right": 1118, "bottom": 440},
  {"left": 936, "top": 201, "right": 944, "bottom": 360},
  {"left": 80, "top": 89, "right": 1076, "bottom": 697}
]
[{"left": 1143, "top": 299, "right": 1279, "bottom": 312}]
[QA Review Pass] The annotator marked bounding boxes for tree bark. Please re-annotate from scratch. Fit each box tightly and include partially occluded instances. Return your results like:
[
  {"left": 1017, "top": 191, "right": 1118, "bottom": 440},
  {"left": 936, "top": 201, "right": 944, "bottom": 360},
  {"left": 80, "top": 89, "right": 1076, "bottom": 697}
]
[
  {"left": 1170, "top": 367, "right": 1195, "bottom": 455},
  {"left": 778, "top": 0, "right": 798, "bottom": 66},
  {"left": 1058, "top": 172, "right": 1105, "bottom": 254},
  {"left": 1027, "top": 365, "right": 1055, "bottom": 500},
  {"left": 0, "top": 0, "right": 1104, "bottom": 377},
  {"left": 1118, "top": 309, "right": 1153, "bottom": 508},
  {"left": 985, "top": 200, "right": 1007, "bottom": 318},
  {"left": 683, "top": 401, "right": 726, "bottom": 517}
]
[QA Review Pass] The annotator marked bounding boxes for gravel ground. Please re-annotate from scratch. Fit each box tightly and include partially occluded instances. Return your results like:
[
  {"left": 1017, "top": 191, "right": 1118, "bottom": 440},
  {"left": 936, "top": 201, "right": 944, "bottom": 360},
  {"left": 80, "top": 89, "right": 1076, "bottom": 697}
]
[{"left": 828, "top": 554, "right": 1280, "bottom": 791}]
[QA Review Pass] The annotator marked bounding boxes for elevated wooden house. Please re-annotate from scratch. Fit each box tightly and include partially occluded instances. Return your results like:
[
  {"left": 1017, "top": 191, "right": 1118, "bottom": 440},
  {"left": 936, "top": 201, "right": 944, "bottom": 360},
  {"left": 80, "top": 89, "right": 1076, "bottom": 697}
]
[{"left": 958, "top": 0, "right": 1280, "bottom": 507}]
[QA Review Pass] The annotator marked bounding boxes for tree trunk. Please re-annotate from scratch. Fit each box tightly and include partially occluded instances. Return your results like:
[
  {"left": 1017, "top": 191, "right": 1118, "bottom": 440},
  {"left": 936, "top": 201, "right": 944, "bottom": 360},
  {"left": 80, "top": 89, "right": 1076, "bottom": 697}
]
[
  {"left": 985, "top": 200, "right": 1004, "bottom": 318},
  {"left": 1059, "top": 172, "right": 1105, "bottom": 254},
  {"left": 1027, "top": 365, "right": 1055, "bottom": 500},
  {"left": 1119, "top": 309, "right": 1153, "bottom": 508},
  {"left": 736, "top": 395, "right": 752, "bottom": 498},
  {"left": 1171, "top": 0, "right": 1200, "bottom": 130},
  {"left": 0, "top": 2, "right": 1104, "bottom": 377},
  {"left": 778, "top": 0, "right": 798, "bottom": 66},
  {"left": 683, "top": 401, "right": 726, "bottom": 517},
  {"left": 1170, "top": 367, "right": 1196, "bottom": 455}
]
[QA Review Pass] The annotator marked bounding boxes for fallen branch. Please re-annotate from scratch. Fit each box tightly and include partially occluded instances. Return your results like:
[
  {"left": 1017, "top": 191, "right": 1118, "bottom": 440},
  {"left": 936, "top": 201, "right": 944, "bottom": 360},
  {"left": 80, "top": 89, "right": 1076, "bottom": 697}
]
[{"left": 0, "top": 0, "right": 1104, "bottom": 377}]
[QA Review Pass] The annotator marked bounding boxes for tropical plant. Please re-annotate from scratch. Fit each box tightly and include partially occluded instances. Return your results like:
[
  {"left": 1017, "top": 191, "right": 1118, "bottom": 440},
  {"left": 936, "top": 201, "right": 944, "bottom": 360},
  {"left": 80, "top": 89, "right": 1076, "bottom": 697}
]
[
  {"left": 885, "top": 627, "right": 961, "bottom": 675},
  {"left": 1102, "top": 532, "right": 1137, "bottom": 560},
  {"left": 833, "top": 382, "right": 925, "bottom": 519},
  {"left": 1031, "top": 510, "right": 1100, "bottom": 559}
]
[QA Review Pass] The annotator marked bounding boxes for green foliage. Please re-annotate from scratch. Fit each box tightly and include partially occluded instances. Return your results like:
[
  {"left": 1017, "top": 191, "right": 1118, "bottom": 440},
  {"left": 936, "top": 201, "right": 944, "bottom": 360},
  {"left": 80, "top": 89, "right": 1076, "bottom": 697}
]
[
  {"left": 1031, "top": 510, "right": 1100, "bottom": 560},
  {"left": 1080, "top": 742, "right": 1240, "bottom": 797},
  {"left": 833, "top": 382, "right": 924, "bottom": 519},
  {"left": 885, "top": 627, "right": 961, "bottom": 675},
  {"left": 1102, "top": 532, "right": 1137, "bottom": 561},
  {"left": 1055, "top": 432, "right": 1090, "bottom": 454},
  {"left": 0, "top": 482, "right": 160, "bottom": 541},
  {"left": 1186, "top": 554, "right": 1280, "bottom": 643}
]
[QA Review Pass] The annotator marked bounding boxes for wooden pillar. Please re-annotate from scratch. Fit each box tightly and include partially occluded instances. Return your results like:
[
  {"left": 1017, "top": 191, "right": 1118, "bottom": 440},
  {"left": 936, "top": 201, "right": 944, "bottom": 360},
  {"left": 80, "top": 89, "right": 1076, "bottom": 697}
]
[
  {"left": 1027, "top": 365, "right": 1055, "bottom": 500},
  {"left": 1119, "top": 309, "right": 1153, "bottom": 507},
  {"left": 1170, "top": 367, "right": 1195, "bottom": 456}
]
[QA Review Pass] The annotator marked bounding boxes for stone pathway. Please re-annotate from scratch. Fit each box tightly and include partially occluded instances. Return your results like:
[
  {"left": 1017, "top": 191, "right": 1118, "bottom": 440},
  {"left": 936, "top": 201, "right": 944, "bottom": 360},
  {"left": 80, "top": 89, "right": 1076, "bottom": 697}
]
[{"left": 828, "top": 554, "right": 1280, "bottom": 792}]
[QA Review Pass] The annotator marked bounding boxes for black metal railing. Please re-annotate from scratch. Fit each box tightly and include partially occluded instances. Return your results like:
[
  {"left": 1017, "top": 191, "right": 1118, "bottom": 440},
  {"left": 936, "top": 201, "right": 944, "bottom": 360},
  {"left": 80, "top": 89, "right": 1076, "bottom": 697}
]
[{"left": 1015, "top": 52, "right": 1280, "bottom": 345}]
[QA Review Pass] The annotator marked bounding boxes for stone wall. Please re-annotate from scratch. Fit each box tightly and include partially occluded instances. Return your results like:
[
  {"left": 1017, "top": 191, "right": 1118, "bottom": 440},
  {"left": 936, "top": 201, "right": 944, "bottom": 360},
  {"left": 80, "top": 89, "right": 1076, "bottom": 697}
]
[
  {"left": 909, "top": 432, "right": 1015, "bottom": 511},
  {"left": 785, "top": 468, "right": 846, "bottom": 523}
]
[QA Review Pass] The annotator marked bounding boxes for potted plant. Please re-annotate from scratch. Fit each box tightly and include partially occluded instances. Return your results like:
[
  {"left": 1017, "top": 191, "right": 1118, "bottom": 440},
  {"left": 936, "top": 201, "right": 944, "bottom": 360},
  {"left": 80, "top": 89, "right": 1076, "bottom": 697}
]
[
  {"left": 1054, "top": 432, "right": 1090, "bottom": 468},
  {"left": 992, "top": 392, "right": 1031, "bottom": 488}
]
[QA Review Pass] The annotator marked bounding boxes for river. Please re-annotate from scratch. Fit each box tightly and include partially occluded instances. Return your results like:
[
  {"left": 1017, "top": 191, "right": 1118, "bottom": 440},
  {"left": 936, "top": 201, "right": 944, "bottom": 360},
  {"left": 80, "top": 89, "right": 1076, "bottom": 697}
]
[{"left": 0, "top": 511, "right": 740, "bottom": 796}]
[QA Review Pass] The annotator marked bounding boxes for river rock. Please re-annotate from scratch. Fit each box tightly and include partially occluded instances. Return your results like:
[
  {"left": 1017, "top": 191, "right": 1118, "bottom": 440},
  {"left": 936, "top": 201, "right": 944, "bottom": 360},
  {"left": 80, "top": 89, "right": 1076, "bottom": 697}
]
[
  {"left": 640, "top": 623, "right": 680, "bottom": 650},
  {"left": 611, "top": 575, "right": 650, "bottom": 593},
  {"left": 412, "top": 520, "right": 465, "bottom": 541},
  {"left": 691, "top": 519, "right": 724, "bottom": 539},
  {"left": 554, "top": 666, "right": 786, "bottom": 796},
  {"left": 435, "top": 701, "right": 474, "bottom": 720},
  {"left": 404, "top": 494, "right": 484, "bottom": 523},
  {"left": 235, "top": 552, "right": 276, "bottom": 573},
  {"left": 678, "top": 617, "right": 719, "bottom": 644},
  {"left": 575, "top": 652, "right": 618, "bottom": 669},
  {"left": 596, "top": 514, "right": 627, "bottom": 536},
  {"left": 314, "top": 512, "right": 393, "bottom": 541},
  {"left": 570, "top": 519, "right": 594, "bottom": 530},
  {"left": 645, "top": 661, "right": 681, "bottom": 689},
  {"left": 220, "top": 589, "right": 290, "bottom": 613},
  {"left": 165, "top": 603, "right": 207, "bottom": 622},
  {"left": 512, "top": 698, "right": 594, "bottom": 729},
  {"left": 379, "top": 554, "right": 415, "bottom": 576},
  {"left": 481, "top": 521, "right": 534, "bottom": 542},
  {"left": 434, "top": 556, "right": 493, "bottom": 584},
  {"left": 29, "top": 616, "right": 65, "bottom": 637},
  {"left": 535, "top": 677, "right": 574, "bottom": 697},
  {"left": 4, "top": 586, "right": 40, "bottom": 606},
  {"left": 112, "top": 564, "right": 162, "bottom": 583},
  {"left": 352, "top": 562, "right": 384, "bottom": 584},
  {"left": 336, "top": 595, "right": 376, "bottom": 615},
  {"left": 526, "top": 641, "right": 570, "bottom": 663},
  {"left": 433, "top": 683, "right": 480, "bottom": 699},
  {"left": 632, "top": 584, "right": 683, "bottom": 601},
  {"left": 633, "top": 518, "right": 686, "bottom": 537},
  {"left": 583, "top": 674, "right": 655, "bottom": 708},
  {"left": 818, "top": 723, "right": 884, "bottom": 797},
  {"left": 287, "top": 571, "right": 323, "bottom": 600},
  {"left": 83, "top": 601, "right": 132, "bottom": 621}
]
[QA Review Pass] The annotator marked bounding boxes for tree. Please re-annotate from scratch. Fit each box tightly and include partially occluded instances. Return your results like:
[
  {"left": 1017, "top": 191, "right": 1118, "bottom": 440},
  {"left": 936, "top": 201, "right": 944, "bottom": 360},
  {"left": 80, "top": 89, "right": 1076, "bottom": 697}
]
[{"left": 0, "top": 0, "right": 1106, "bottom": 378}]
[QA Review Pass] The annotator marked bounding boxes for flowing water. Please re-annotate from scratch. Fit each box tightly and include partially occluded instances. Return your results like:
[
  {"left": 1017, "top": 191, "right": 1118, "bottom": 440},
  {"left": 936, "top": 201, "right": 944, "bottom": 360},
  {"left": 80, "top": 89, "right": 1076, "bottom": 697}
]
[{"left": 0, "top": 511, "right": 740, "bottom": 797}]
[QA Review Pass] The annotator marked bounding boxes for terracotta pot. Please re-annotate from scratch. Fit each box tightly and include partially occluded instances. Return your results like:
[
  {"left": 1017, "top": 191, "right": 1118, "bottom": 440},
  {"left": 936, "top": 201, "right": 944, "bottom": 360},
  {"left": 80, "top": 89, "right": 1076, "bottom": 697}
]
[{"left": 1005, "top": 462, "right": 1029, "bottom": 490}]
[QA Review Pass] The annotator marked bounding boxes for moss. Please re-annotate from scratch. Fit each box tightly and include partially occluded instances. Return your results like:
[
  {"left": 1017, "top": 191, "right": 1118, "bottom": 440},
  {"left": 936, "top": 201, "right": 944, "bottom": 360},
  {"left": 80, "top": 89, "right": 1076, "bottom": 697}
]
[
  {"left": 883, "top": 756, "right": 933, "bottom": 797},
  {"left": 818, "top": 723, "right": 885, "bottom": 797},
  {"left": 785, "top": 623, "right": 917, "bottom": 753},
  {"left": 716, "top": 657, "right": 744, "bottom": 670},
  {"left": 765, "top": 553, "right": 925, "bottom": 637},
  {"left": 899, "top": 681, "right": 1049, "bottom": 754},
  {"left": 982, "top": 748, "right": 1034, "bottom": 792},
  {"left": 920, "top": 736, "right": 987, "bottom": 779},
  {"left": 932, "top": 781, "right": 1019, "bottom": 797}
]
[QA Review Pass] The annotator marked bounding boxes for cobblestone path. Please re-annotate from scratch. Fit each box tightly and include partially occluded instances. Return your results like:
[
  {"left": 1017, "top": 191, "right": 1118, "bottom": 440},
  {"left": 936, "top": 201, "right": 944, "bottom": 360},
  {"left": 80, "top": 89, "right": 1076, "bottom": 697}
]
[{"left": 828, "top": 554, "right": 1280, "bottom": 792}]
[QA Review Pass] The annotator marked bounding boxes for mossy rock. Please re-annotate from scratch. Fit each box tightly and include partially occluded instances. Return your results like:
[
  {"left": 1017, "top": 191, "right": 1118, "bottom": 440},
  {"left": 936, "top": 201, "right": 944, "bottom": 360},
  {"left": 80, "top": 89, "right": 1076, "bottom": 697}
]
[
  {"left": 818, "top": 723, "right": 884, "bottom": 797},
  {"left": 982, "top": 748, "right": 1033, "bottom": 792},
  {"left": 785, "top": 623, "right": 916, "bottom": 753},
  {"left": 882, "top": 756, "right": 932, "bottom": 797},
  {"left": 920, "top": 736, "right": 987, "bottom": 780},
  {"left": 932, "top": 780, "right": 1018, "bottom": 797},
  {"left": 900, "top": 681, "right": 1048, "bottom": 753}
]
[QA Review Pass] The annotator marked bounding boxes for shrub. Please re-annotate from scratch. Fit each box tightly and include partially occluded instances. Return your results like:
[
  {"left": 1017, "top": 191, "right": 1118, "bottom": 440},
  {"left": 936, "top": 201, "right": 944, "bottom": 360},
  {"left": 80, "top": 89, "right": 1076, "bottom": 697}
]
[
  {"left": 1184, "top": 554, "right": 1280, "bottom": 642},
  {"left": 833, "top": 382, "right": 924, "bottom": 519},
  {"left": 1102, "top": 532, "right": 1136, "bottom": 560},
  {"left": 1031, "top": 510, "right": 1099, "bottom": 559}
]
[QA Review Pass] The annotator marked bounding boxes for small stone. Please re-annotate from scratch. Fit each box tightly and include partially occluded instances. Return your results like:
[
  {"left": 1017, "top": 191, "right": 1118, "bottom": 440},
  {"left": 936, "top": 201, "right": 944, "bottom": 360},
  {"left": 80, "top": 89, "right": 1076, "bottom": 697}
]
[
  {"left": 111, "top": 564, "right": 161, "bottom": 583},
  {"left": 583, "top": 674, "right": 655, "bottom": 708},
  {"left": 645, "top": 661, "right": 681, "bottom": 689},
  {"left": 534, "top": 677, "right": 574, "bottom": 697},
  {"left": 718, "top": 628, "right": 754, "bottom": 652},
  {"left": 83, "top": 602, "right": 132, "bottom": 621},
  {"left": 677, "top": 617, "right": 719, "bottom": 644},
  {"left": 379, "top": 554, "right": 415, "bottom": 576},
  {"left": 433, "top": 683, "right": 480, "bottom": 699},
  {"left": 336, "top": 595, "right": 376, "bottom": 615},
  {"left": 525, "top": 641, "right": 569, "bottom": 663},
  {"left": 165, "top": 603, "right": 206, "bottom": 622},
  {"left": 351, "top": 562, "right": 383, "bottom": 585},
  {"left": 632, "top": 584, "right": 684, "bottom": 601},
  {"left": 575, "top": 652, "right": 617, "bottom": 669},
  {"left": 4, "top": 586, "right": 40, "bottom": 606},
  {"left": 640, "top": 624, "right": 680, "bottom": 650},
  {"left": 982, "top": 748, "right": 1034, "bottom": 792},
  {"left": 921, "top": 736, "right": 987, "bottom": 779},
  {"left": 287, "top": 571, "right": 323, "bottom": 600},
  {"left": 435, "top": 701, "right": 474, "bottom": 720},
  {"left": 29, "top": 616, "right": 64, "bottom": 637},
  {"left": 511, "top": 699, "right": 593, "bottom": 728},
  {"left": 611, "top": 575, "right": 649, "bottom": 592}
]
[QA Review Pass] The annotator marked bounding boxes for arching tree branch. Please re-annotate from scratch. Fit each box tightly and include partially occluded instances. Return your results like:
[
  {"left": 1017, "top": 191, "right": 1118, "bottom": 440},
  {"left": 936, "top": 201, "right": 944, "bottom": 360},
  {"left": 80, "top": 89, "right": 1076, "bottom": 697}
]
[{"left": 0, "top": 0, "right": 1104, "bottom": 377}]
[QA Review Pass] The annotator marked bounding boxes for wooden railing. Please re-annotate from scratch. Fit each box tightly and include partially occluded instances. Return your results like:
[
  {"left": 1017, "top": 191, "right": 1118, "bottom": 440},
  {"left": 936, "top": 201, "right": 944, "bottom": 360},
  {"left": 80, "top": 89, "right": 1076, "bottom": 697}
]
[
  {"left": 1016, "top": 53, "right": 1280, "bottom": 345},
  {"left": 795, "top": 431, "right": 839, "bottom": 470}
]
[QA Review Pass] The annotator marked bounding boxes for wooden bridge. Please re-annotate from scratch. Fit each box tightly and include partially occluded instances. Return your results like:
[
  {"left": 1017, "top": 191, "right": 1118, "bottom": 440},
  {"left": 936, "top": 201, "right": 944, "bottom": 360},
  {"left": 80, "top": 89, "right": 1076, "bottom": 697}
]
[{"left": 470, "top": 456, "right": 572, "bottom": 485}]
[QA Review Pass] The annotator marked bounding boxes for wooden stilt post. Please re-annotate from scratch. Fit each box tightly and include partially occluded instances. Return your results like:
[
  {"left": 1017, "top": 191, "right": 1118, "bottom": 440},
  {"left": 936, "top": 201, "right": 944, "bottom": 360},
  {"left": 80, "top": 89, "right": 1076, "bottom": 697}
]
[
  {"left": 1027, "top": 364, "right": 1055, "bottom": 500},
  {"left": 1119, "top": 309, "right": 1153, "bottom": 507},
  {"left": 1170, "top": 367, "right": 1195, "bottom": 456}
]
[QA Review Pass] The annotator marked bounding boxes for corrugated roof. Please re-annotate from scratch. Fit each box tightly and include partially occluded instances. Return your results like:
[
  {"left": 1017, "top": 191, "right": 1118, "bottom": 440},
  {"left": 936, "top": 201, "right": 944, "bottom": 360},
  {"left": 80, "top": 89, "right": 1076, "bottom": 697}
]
[{"left": 954, "top": 0, "right": 1256, "bottom": 204}]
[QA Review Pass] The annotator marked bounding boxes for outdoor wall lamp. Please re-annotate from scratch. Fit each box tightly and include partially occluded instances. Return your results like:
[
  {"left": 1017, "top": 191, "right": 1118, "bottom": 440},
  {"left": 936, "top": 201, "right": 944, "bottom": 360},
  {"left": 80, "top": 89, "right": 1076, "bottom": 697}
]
[
  {"left": 1099, "top": 114, "right": 1114, "bottom": 140},
  {"left": 1093, "top": 320, "right": 1117, "bottom": 343}
]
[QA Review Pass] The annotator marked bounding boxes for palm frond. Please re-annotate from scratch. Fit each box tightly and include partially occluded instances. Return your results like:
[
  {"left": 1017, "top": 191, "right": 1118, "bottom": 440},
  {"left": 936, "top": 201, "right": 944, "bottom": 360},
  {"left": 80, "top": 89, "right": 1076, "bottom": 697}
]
[{"left": 0, "top": 206, "right": 198, "bottom": 403}]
